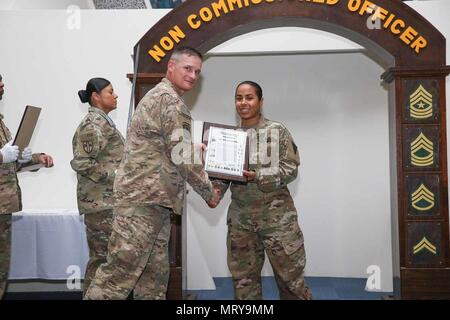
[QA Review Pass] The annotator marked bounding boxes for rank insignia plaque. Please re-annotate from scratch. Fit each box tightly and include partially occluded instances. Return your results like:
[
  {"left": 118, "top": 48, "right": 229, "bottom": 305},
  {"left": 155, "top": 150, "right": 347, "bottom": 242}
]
[{"left": 202, "top": 122, "right": 249, "bottom": 182}]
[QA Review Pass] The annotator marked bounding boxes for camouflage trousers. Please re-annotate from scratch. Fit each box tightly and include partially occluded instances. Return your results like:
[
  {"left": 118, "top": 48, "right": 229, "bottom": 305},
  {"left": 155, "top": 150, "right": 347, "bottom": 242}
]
[
  {"left": 0, "top": 214, "right": 12, "bottom": 299},
  {"left": 84, "top": 205, "right": 171, "bottom": 300},
  {"left": 227, "top": 208, "right": 312, "bottom": 300},
  {"left": 83, "top": 209, "right": 113, "bottom": 297}
]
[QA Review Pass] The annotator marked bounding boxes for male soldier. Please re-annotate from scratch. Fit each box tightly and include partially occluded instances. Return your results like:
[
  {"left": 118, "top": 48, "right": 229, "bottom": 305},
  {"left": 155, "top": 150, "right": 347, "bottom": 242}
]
[
  {"left": 212, "top": 81, "right": 312, "bottom": 300},
  {"left": 0, "top": 73, "right": 54, "bottom": 299},
  {"left": 85, "top": 46, "right": 220, "bottom": 300}
]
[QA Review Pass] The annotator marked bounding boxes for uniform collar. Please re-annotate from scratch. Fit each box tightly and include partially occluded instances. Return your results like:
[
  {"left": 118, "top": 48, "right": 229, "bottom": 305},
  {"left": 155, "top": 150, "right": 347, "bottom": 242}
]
[
  {"left": 161, "top": 77, "right": 183, "bottom": 99},
  {"left": 240, "top": 115, "right": 266, "bottom": 130},
  {"left": 88, "top": 106, "right": 115, "bottom": 127}
]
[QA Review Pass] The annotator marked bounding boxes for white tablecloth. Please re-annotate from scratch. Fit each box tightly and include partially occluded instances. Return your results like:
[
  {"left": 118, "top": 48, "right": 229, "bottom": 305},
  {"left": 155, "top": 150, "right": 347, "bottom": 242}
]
[{"left": 9, "top": 210, "right": 89, "bottom": 280}]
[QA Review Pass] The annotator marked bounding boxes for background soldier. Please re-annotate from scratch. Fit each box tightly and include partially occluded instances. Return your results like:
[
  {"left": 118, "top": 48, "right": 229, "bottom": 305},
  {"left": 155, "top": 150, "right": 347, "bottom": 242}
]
[
  {"left": 212, "top": 81, "right": 312, "bottom": 300},
  {"left": 71, "top": 78, "right": 124, "bottom": 297},
  {"left": 85, "top": 47, "right": 220, "bottom": 300},
  {"left": 0, "top": 73, "right": 54, "bottom": 299}
]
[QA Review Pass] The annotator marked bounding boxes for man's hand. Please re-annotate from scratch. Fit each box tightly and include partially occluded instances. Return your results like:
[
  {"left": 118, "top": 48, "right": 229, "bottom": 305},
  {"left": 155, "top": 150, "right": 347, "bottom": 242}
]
[
  {"left": 207, "top": 187, "right": 221, "bottom": 208},
  {"left": 194, "top": 143, "right": 208, "bottom": 164},
  {"left": 38, "top": 154, "right": 54, "bottom": 168},
  {"left": 243, "top": 170, "right": 256, "bottom": 181},
  {"left": 0, "top": 141, "right": 19, "bottom": 164}
]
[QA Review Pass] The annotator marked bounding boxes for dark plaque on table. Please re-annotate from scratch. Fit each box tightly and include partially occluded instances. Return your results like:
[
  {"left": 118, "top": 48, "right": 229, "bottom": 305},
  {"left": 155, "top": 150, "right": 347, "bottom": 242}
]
[{"left": 202, "top": 122, "right": 249, "bottom": 182}]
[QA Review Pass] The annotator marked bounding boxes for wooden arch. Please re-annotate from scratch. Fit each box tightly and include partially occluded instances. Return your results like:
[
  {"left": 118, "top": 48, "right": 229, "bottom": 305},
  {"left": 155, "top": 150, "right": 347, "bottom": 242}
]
[{"left": 130, "top": 0, "right": 450, "bottom": 299}]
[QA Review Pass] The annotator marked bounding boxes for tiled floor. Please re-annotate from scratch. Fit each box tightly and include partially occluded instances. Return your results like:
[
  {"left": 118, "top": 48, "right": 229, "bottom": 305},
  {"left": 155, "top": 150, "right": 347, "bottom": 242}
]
[
  {"left": 3, "top": 277, "right": 399, "bottom": 300},
  {"left": 187, "top": 277, "right": 399, "bottom": 300}
]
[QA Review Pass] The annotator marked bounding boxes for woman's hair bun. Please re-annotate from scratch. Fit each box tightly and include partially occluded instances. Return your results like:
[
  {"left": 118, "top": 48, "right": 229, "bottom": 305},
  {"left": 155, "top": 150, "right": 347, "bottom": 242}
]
[
  {"left": 79, "top": 78, "right": 111, "bottom": 105},
  {"left": 78, "top": 90, "right": 90, "bottom": 103}
]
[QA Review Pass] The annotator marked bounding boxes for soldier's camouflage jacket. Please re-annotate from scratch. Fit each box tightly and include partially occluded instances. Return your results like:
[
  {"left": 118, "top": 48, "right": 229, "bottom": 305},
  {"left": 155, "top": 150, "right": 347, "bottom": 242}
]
[
  {"left": 113, "top": 78, "right": 213, "bottom": 214},
  {"left": 213, "top": 117, "right": 300, "bottom": 214},
  {"left": 0, "top": 113, "right": 42, "bottom": 215},
  {"left": 71, "top": 107, "right": 125, "bottom": 214}
]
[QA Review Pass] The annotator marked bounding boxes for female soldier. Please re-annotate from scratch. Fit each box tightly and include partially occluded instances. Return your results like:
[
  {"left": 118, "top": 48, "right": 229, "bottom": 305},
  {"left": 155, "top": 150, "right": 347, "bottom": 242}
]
[
  {"left": 212, "top": 81, "right": 312, "bottom": 300},
  {"left": 71, "top": 78, "right": 124, "bottom": 297}
]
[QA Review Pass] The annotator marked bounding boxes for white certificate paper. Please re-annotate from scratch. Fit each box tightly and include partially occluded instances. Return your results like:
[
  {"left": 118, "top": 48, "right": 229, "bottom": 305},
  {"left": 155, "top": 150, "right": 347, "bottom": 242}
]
[{"left": 204, "top": 126, "right": 247, "bottom": 176}]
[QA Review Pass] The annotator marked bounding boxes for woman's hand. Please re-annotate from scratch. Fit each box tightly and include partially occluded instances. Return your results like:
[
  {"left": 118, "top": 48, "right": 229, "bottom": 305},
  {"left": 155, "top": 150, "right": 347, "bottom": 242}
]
[{"left": 243, "top": 170, "right": 256, "bottom": 181}]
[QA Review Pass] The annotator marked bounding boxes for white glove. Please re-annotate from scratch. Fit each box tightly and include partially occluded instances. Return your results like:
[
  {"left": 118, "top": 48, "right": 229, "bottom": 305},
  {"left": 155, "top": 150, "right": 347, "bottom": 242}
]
[
  {"left": 0, "top": 141, "right": 19, "bottom": 164},
  {"left": 18, "top": 146, "right": 33, "bottom": 164}
]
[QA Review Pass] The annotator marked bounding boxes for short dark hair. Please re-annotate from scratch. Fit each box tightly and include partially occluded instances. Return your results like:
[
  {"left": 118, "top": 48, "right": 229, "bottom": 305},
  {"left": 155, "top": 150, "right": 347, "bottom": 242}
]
[
  {"left": 235, "top": 81, "right": 263, "bottom": 100},
  {"left": 170, "top": 46, "right": 203, "bottom": 61}
]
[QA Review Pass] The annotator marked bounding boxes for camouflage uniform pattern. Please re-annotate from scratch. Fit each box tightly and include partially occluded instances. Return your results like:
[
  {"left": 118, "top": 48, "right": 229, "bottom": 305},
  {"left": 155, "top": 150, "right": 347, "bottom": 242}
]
[
  {"left": 1, "top": 114, "right": 41, "bottom": 215},
  {"left": 85, "top": 205, "right": 171, "bottom": 299},
  {"left": 70, "top": 107, "right": 124, "bottom": 296},
  {"left": 85, "top": 78, "right": 214, "bottom": 299},
  {"left": 83, "top": 209, "right": 114, "bottom": 296},
  {"left": 0, "top": 113, "right": 42, "bottom": 299},
  {"left": 213, "top": 117, "right": 312, "bottom": 300},
  {"left": 113, "top": 78, "right": 214, "bottom": 213},
  {"left": 71, "top": 106, "right": 125, "bottom": 215},
  {"left": 0, "top": 214, "right": 11, "bottom": 299}
]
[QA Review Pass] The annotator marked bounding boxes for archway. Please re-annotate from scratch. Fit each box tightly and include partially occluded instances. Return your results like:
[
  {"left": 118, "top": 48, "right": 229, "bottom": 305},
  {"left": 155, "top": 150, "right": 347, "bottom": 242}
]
[{"left": 129, "top": 0, "right": 450, "bottom": 299}]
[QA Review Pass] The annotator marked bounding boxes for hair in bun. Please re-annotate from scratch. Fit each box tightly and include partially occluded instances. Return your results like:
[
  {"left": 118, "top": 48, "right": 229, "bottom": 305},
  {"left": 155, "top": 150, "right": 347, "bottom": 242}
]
[
  {"left": 78, "top": 90, "right": 90, "bottom": 103},
  {"left": 78, "top": 78, "right": 111, "bottom": 105}
]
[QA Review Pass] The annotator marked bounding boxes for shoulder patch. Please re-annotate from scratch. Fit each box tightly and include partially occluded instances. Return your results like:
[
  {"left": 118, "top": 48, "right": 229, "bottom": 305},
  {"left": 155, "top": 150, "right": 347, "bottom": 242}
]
[{"left": 82, "top": 140, "right": 94, "bottom": 154}]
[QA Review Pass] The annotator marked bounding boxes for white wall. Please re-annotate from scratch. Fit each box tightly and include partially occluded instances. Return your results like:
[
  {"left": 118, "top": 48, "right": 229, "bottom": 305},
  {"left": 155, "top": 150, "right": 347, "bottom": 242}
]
[
  {"left": 0, "top": 9, "right": 168, "bottom": 211},
  {"left": 0, "top": 1, "right": 449, "bottom": 293}
]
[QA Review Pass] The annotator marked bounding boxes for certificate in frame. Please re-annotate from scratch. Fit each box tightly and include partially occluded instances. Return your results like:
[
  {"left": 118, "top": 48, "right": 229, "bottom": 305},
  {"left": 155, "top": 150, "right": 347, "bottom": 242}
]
[
  {"left": 13, "top": 105, "right": 41, "bottom": 152},
  {"left": 202, "top": 122, "right": 249, "bottom": 182}
]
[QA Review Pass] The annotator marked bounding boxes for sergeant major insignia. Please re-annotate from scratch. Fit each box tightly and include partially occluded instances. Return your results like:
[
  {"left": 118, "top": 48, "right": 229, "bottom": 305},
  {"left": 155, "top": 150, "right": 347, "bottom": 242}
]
[
  {"left": 82, "top": 140, "right": 94, "bottom": 154},
  {"left": 409, "top": 85, "right": 433, "bottom": 119}
]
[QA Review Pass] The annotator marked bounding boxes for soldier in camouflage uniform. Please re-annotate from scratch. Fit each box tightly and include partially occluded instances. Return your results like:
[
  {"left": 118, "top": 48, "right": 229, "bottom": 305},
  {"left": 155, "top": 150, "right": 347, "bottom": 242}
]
[
  {"left": 71, "top": 78, "right": 124, "bottom": 297},
  {"left": 212, "top": 81, "right": 312, "bottom": 300},
  {"left": 85, "top": 47, "right": 220, "bottom": 300},
  {"left": 0, "top": 73, "right": 54, "bottom": 299}
]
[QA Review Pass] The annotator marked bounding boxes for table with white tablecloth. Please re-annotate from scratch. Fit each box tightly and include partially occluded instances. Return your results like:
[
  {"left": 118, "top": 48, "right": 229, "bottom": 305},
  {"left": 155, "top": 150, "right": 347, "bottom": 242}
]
[{"left": 9, "top": 210, "right": 89, "bottom": 280}]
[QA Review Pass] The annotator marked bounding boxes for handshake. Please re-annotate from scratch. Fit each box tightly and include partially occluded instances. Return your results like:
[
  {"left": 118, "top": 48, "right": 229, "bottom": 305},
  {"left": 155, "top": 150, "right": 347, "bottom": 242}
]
[{"left": 206, "top": 187, "right": 221, "bottom": 208}]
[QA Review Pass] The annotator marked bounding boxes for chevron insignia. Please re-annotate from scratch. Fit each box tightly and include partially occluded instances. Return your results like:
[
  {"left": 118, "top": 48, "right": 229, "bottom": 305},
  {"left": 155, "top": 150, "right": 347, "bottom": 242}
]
[
  {"left": 409, "top": 85, "right": 433, "bottom": 119},
  {"left": 411, "top": 133, "right": 434, "bottom": 167},
  {"left": 411, "top": 184, "right": 435, "bottom": 211},
  {"left": 413, "top": 237, "right": 437, "bottom": 255}
]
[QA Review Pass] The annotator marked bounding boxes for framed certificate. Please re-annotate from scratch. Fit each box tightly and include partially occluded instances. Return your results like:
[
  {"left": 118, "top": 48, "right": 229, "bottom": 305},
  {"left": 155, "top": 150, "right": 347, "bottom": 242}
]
[
  {"left": 202, "top": 122, "right": 249, "bottom": 182},
  {"left": 13, "top": 105, "right": 41, "bottom": 152}
]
